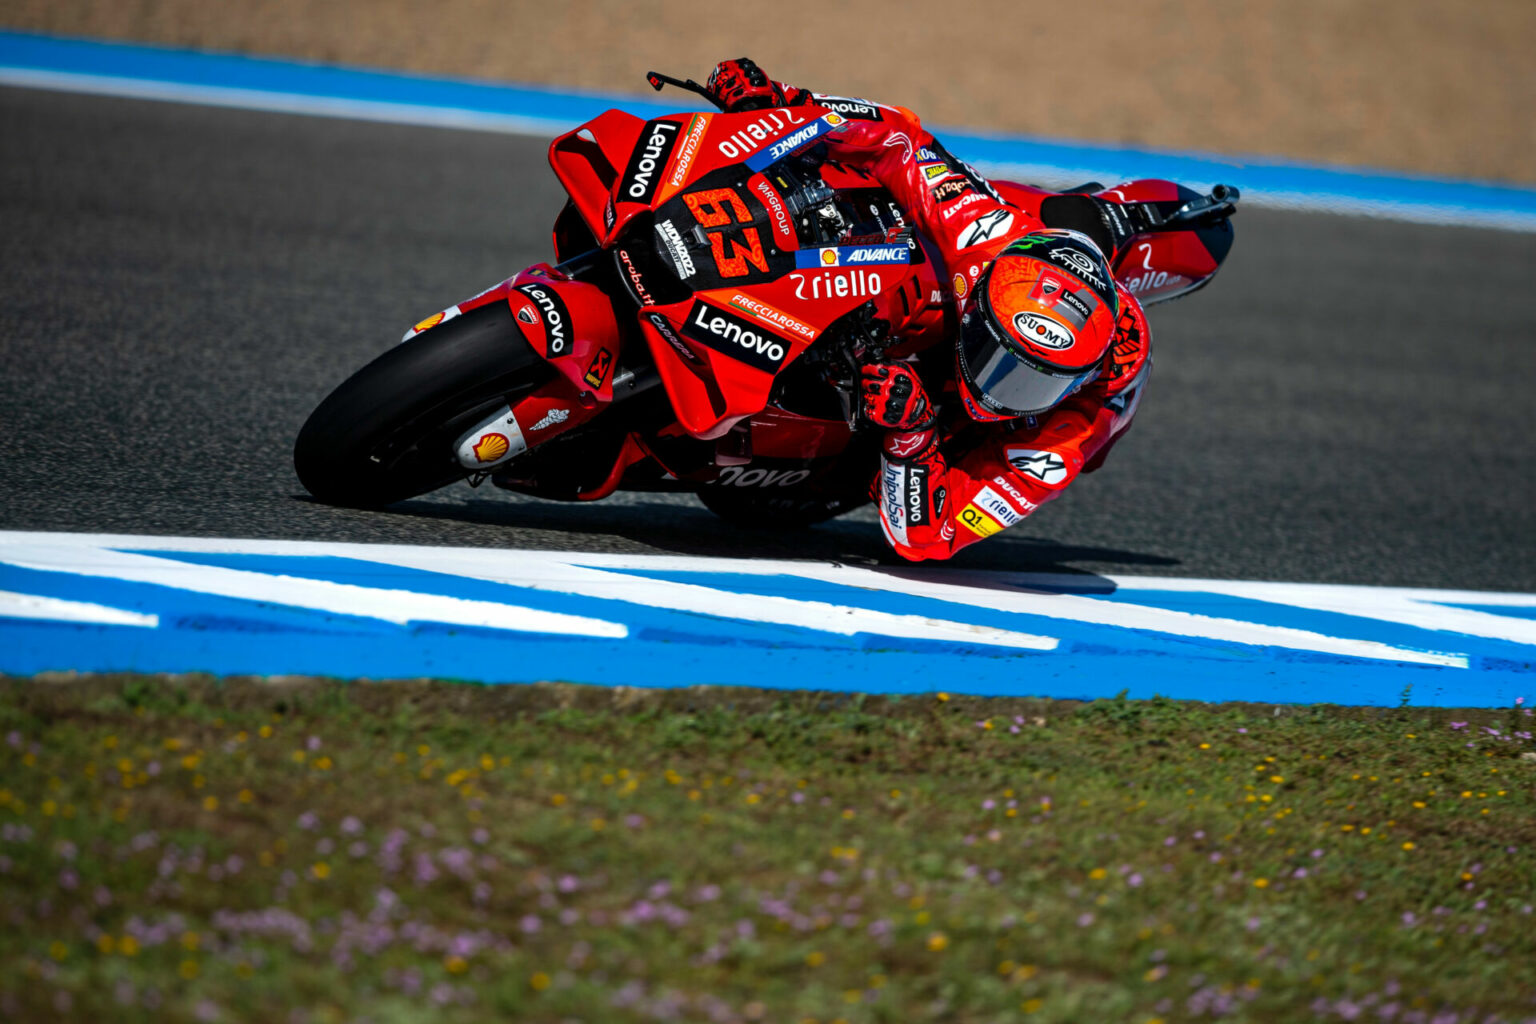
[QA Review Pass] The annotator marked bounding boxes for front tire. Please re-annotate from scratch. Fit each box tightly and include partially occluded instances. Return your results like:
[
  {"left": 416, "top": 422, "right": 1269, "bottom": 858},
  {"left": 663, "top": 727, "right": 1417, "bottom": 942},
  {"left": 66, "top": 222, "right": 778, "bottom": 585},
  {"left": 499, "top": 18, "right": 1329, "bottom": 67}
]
[{"left": 294, "top": 302, "right": 551, "bottom": 508}]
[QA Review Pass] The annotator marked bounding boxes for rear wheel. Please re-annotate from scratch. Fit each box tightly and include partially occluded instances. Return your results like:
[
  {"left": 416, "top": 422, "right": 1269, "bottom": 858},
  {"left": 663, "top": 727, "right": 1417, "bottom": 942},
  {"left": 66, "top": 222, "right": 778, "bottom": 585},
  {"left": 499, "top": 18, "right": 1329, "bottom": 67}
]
[{"left": 294, "top": 302, "right": 552, "bottom": 508}]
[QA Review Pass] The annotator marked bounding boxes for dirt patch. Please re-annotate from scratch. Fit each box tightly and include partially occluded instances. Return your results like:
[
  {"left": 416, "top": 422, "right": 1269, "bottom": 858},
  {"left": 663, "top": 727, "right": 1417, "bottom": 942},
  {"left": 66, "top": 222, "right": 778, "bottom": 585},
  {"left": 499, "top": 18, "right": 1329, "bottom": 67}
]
[{"left": 3, "top": 0, "right": 1534, "bottom": 184}]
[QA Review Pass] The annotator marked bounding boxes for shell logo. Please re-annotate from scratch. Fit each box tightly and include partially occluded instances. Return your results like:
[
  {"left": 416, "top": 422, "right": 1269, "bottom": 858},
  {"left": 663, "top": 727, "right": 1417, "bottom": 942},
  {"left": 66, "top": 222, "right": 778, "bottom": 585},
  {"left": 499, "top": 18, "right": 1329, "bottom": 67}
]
[
  {"left": 825, "top": 112, "right": 845, "bottom": 127},
  {"left": 952, "top": 272, "right": 968, "bottom": 298},
  {"left": 471, "top": 432, "right": 511, "bottom": 463},
  {"left": 819, "top": 248, "right": 839, "bottom": 267},
  {"left": 412, "top": 311, "right": 446, "bottom": 334}
]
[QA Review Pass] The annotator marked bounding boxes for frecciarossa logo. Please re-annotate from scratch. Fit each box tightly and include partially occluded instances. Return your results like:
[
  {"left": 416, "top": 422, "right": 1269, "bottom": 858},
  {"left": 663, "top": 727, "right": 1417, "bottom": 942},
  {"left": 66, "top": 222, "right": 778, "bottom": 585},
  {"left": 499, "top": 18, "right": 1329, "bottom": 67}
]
[{"left": 681, "top": 300, "right": 791, "bottom": 373}]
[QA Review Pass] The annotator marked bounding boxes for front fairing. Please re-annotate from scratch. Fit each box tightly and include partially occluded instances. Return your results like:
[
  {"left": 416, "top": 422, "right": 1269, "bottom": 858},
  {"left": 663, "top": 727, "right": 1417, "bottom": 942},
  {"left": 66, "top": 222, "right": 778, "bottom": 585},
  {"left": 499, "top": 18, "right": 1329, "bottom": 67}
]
[{"left": 550, "top": 106, "right": 947, "bottom": 439}]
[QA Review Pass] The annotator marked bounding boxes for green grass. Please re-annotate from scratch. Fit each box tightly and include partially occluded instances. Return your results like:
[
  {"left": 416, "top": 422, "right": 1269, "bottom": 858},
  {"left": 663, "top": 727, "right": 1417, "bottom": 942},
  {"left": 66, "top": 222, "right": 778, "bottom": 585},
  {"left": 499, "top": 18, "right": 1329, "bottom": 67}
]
[{"left": 2, "top": 675, "right": 1534, "bottom": 1023}]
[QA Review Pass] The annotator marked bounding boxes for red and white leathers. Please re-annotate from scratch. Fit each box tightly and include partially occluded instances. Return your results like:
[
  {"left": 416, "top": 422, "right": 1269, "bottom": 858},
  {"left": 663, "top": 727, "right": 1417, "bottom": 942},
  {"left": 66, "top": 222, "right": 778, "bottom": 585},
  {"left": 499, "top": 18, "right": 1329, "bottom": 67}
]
[{"left": 763, "top": 78, "right": 1153, "bottom": 561}]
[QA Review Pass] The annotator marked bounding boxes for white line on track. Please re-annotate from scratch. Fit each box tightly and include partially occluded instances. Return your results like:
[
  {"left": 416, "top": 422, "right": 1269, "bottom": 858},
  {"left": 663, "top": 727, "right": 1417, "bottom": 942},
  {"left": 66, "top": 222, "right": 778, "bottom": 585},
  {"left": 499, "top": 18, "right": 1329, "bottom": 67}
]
[
  {"left": 0, "top": 68, "right": 570, "bottom": 135},
  {"left": 0, "top": 589, "right": 158, "bottom": 628},
  {"left": 6, "top": 533, "right": 1534, "bottom": 669},
  {"left": 361, "top": 547, "right": 1059, "bottom": 651},
  {"left": 0, "top": 542, "right": 626, "bottom": 639}
]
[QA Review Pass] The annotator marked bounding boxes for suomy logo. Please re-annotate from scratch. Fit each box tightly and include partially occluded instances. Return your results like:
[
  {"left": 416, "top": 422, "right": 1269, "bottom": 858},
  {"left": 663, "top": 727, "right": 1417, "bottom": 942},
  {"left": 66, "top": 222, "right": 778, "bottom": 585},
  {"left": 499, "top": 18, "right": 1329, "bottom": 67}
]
[{"left": 1012, "top": 312, "right": 1074, "bottom": 350}]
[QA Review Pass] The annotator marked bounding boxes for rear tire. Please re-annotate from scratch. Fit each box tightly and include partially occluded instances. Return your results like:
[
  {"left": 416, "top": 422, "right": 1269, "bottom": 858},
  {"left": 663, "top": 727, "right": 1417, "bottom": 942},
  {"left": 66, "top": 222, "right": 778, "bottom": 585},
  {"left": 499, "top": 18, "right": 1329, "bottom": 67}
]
[{"left": 294, "top": 302, "right": 551, "bottom": 508}]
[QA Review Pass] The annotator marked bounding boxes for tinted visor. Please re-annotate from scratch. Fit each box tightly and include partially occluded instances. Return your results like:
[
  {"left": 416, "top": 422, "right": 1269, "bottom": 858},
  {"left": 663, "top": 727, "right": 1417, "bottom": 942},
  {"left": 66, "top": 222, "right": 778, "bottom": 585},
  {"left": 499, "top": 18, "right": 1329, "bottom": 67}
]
[{"left": 958, "top": 311, "right": 1101, "bottom": 418}]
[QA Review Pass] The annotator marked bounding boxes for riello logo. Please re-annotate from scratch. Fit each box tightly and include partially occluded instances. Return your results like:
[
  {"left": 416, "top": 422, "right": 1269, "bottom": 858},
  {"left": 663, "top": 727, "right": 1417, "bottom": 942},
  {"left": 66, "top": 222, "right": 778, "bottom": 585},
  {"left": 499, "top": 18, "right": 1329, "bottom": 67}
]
[{"left": 716, "top": 108, "right": 807, "bottom": 160}]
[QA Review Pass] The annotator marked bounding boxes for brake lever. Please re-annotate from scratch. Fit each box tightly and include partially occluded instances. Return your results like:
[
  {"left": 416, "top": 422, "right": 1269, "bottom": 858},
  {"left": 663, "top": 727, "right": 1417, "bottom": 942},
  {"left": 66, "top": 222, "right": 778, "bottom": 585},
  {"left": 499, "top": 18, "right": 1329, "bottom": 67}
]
[
  {"left": 645, "top": 71, "right": 728, "bottom": 111},
  {"left": 1160, "top": 184, "right": 1241, "bottom": 228}
]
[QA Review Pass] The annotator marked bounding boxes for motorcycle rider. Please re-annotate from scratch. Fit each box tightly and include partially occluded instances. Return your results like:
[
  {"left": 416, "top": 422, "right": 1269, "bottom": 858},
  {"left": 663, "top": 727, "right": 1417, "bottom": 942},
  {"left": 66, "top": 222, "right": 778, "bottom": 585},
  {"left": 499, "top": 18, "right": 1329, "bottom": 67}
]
[{"left": 705, "top": 59, "right": 1152, "bottom": 562}]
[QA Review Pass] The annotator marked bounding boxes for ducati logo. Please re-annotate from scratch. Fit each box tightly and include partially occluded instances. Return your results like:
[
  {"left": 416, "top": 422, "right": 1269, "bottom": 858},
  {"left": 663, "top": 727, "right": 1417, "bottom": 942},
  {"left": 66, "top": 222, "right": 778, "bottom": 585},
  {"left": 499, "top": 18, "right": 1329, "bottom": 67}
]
[{"left": 516, "top": 306, "right": 537, "bottom": 326}]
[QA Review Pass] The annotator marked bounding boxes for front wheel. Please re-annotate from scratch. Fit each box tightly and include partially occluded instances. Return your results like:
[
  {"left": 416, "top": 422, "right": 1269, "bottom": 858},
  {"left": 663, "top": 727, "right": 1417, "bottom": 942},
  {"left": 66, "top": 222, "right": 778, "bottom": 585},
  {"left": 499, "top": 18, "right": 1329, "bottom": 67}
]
[{"left": 294, "top": 302, "right": 552, "bottom": 508}]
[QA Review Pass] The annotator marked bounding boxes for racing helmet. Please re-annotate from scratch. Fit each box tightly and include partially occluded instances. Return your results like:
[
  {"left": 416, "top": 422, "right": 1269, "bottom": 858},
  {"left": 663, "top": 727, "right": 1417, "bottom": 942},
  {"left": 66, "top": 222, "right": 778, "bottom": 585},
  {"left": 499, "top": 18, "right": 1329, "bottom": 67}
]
[{"left": 956, "top": 229, "right": 1120, "bottom": 421}]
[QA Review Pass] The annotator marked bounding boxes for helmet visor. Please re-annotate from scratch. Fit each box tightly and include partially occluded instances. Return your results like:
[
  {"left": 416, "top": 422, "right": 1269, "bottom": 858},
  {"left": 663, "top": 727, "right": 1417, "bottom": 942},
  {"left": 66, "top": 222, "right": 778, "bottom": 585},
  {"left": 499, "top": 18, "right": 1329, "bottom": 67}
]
[{"left": 958, "top": 312, "right": 1101, "bottom": 417}]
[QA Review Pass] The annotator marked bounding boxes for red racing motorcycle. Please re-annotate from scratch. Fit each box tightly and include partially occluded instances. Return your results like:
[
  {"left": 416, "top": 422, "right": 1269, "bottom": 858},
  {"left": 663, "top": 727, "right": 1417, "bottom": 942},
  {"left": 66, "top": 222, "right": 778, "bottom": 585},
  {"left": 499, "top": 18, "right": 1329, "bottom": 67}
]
[{"left": 294, "top": 73, "right": 1237, "bottom": 526}]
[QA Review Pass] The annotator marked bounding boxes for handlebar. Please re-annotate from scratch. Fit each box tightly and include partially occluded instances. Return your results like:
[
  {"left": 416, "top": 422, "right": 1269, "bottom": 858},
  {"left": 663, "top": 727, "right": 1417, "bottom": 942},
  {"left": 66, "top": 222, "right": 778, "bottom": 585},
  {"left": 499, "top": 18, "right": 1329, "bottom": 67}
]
[
  {"left": 645, "top": 71, "right": 729, "bottom": 112},
  {"left": 1159, "top": 184, "right": 1241, "bottom": 229}
]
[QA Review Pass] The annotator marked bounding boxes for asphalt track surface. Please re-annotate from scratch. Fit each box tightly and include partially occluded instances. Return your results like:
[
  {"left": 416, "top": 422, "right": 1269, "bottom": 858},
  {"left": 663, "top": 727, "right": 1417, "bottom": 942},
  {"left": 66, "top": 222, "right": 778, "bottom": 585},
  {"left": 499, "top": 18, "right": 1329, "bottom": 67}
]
[{"left": 3, "top": 87, "right": 1535, "bottom": 592}]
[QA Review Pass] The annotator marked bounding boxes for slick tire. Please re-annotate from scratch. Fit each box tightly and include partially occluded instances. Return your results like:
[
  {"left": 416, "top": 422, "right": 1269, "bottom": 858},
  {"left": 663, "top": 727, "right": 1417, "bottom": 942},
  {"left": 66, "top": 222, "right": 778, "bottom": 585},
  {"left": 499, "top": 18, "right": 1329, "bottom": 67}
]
[{"left": 294, "top": 302, "right": 551, "bottom": 509}]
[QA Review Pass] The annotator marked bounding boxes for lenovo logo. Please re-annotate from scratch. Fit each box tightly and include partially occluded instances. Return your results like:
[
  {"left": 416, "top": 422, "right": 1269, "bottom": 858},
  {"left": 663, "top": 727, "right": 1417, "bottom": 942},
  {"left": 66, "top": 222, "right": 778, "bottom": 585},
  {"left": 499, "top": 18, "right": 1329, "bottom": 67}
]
[
  {"left": 620, "top": 119, "right": 681, "bottom": 205},
  {"left": 682, "top": 301, "right": 790, "bottom": 374}
]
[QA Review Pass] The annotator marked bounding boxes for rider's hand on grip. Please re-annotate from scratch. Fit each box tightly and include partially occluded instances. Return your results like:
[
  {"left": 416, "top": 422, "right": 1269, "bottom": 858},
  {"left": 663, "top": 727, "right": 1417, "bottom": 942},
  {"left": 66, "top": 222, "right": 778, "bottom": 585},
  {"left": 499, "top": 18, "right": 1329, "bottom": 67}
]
[
  {"left": 705, "top": 58, "right": 781, "bottom": 112},
  {"left": 860, "top": 361, "right": 933, "bottom": 431}
]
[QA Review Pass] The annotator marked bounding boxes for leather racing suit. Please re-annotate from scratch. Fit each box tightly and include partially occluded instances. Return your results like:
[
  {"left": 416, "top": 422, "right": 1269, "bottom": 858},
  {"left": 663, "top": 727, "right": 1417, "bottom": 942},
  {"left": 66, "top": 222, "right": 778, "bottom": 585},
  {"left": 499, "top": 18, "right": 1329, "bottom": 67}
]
[{"left": 749, "top": 77, "right": 1152, "bottom": 562}]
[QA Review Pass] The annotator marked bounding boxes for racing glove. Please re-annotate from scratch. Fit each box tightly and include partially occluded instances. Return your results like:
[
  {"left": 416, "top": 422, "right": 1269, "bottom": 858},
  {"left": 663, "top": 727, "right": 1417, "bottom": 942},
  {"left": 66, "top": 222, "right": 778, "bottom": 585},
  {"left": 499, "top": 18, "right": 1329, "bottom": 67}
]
[
  {"left": 861, "top": 361, "right": 934, "bottom": 431},
  {"left": 705, "top": 58, "right": 782, "bottom": 112}
]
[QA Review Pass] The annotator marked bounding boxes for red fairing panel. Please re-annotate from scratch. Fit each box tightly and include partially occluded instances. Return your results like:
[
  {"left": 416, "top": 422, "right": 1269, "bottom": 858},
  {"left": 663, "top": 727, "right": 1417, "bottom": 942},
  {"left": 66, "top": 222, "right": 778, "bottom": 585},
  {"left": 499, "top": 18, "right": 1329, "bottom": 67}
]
[
  {"left": 505, "top": 266, "right": 623, "bottom": 405},
  {"left": 548, "top": 110, "right": 646, "bottom": 243}
]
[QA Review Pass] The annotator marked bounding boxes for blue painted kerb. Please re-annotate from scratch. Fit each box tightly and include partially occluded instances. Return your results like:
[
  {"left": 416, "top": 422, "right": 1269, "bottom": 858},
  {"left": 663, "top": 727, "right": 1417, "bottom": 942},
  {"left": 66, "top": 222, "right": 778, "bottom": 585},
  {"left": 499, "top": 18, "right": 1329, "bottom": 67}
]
[{"left": 4, "top": 30, "right": 1536, "bottom": 230}]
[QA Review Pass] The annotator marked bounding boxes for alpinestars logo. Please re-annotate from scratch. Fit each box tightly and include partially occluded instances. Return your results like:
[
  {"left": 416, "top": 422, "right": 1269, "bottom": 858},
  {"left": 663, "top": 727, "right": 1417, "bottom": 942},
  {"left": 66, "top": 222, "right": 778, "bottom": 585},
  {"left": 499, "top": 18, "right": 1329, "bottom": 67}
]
[
  {"left": 958, "top": 209, "right": 1015, "bottom": 249},
  {"left": 620, "top": 119, "right": 681, "bottom": 204},
  {"left": 1006, "top": 448, "right": 1070, "bottom": 486},
  {"left": 681, "top": 301, "right": 790, "bottom": 374},
  {"left": 515, "top": 283, "right": 571, "bottom": 356}
]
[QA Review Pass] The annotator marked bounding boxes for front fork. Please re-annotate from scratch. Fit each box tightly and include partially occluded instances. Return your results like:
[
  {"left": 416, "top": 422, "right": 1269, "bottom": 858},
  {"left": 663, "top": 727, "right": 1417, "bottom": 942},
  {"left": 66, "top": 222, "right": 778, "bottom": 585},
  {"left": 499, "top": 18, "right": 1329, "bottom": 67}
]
[
  {"left": 444, "top": 257, "right": 661, "bottom": 475},
  {"left": 450, "top": 364, "right": 658, "bottom": 474}
]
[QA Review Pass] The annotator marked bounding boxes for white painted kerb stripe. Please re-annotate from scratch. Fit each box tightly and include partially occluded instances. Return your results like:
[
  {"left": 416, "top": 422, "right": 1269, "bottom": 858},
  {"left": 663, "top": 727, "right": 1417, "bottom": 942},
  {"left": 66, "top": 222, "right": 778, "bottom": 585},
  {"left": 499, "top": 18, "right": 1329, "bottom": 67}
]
[
  {"left": 0, "top": 545, "right": 626, "bottom": 638},
  {"left": 0, "top": 590, "right": 158, "bottom": 628},
  {"left": 360, "top": 548, "right": 1060, "bottom": 651}
]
